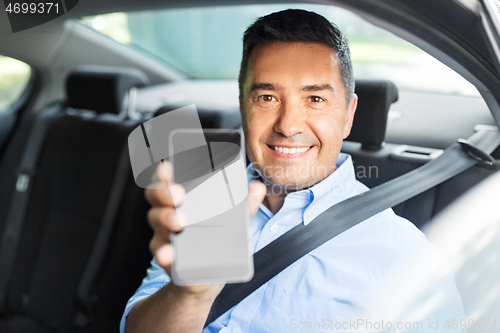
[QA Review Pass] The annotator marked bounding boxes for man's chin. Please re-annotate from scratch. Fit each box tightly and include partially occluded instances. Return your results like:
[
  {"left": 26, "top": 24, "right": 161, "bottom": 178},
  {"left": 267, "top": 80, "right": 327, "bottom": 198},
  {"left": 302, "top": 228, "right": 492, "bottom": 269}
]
[
  {"left": 262, "top": 176, "right": 315, "bottom": 194},
  {"left": 251, "top": 163, "right": 326, "bottom": 193}
]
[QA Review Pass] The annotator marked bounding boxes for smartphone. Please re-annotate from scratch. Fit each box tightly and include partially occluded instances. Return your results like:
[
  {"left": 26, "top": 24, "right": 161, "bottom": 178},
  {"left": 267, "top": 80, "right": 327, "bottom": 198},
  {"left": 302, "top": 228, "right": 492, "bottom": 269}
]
[{"left": 168, "top": 129, "right": 253, "bottom": 286}]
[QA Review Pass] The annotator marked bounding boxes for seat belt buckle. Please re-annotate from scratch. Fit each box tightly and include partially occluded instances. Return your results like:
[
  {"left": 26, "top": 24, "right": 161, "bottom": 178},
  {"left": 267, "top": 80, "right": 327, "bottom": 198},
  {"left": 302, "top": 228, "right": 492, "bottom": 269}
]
[
  {"left": 15, "top": 173, "right": 31, "bottom": 192},
  {"left": 458, "top": 139, "right": 496, "bottom": 168}
]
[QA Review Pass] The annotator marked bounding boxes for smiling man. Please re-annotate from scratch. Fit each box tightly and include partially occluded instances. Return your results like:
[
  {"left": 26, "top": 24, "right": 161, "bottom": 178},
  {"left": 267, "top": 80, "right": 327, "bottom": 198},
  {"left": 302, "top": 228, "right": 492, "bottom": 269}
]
[
  {"left": 240, "top": 37, "right": 357, "bottom": 213},
  {"left": 122, "top": 9, "right": 465, "bottom": 333}
]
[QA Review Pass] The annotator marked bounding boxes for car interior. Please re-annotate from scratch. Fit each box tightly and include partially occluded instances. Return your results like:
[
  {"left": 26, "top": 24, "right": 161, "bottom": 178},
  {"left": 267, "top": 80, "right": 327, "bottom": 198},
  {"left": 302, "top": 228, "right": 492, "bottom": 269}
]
[{"left": 1, "top": 1, "right": 500, "bottom": 332}]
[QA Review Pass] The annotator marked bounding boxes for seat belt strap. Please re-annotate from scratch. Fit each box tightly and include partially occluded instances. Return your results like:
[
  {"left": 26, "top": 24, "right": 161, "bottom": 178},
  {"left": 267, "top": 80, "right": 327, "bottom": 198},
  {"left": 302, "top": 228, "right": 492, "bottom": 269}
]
[
  {"left": 205, "top": 128, "right": 500, "bottom": 327},
  {"left": 74, "top": 143, "right": 132, "bottom": 328},
  {"left": 0, "top": 105, "right": 61, "bottom": 313}
]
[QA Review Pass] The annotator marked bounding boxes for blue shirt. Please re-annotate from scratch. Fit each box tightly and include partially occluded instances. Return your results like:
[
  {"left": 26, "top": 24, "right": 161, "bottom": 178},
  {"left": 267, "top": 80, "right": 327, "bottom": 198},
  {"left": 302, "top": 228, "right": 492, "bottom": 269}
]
[{"left": 120, "top": 153, "right": 465, "bottom": 333}]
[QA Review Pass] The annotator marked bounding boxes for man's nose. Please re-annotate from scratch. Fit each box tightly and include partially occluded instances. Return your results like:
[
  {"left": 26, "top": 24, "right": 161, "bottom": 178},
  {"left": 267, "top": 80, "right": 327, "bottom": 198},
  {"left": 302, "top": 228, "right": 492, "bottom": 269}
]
[{"left": 273, "top": 100, "right": 306, "bottom": 137}]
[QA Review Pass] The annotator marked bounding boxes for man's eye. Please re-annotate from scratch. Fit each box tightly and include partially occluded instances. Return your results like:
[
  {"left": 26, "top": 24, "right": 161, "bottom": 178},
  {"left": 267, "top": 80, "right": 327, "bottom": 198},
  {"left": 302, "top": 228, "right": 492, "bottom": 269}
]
[
  {"left": 258, "top": 95, "right": 276, "bottom": 102},
  {"left": 309, "top": 96, "right": 325, "bottom": 103}
]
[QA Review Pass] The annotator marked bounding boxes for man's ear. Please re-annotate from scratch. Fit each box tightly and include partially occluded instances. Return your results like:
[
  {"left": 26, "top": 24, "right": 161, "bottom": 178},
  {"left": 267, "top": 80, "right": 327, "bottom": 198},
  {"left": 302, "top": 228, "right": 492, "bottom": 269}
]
[{"left": 342, "top": 93, "right": 358, "bottom": 139}]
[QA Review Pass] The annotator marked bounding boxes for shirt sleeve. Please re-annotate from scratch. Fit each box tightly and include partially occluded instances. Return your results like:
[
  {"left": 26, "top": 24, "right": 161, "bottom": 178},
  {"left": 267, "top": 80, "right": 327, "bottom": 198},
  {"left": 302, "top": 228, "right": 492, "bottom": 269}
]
[{"left": 119, "top": 258, "right": 171, "bottom": 333}]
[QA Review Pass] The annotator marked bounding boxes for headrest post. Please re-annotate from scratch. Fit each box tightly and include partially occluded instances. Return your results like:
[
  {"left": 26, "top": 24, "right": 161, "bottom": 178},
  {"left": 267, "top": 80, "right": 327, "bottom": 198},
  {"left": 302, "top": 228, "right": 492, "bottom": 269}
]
[{"left": 127, "top": 87, "right": 138, "bottom": 119}]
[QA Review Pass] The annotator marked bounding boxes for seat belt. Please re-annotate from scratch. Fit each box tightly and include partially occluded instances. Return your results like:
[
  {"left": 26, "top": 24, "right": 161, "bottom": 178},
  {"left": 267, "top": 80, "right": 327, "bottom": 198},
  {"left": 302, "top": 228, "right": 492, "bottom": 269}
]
[
  {"left": 205, "top": 128, "right": 500, "bottom": 327},
  {"left": 74, "top": 140, "right": 134, "bottom": 328},
  {"left": 0, "top": 104, "right": 61, "bottom": 313}
]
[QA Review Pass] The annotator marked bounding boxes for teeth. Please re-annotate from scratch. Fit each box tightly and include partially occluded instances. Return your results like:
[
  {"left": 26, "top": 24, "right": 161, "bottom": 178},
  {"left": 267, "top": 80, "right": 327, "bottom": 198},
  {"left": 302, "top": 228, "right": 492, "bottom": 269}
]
[{"left": 273, "top": 146, "right": 311, "bottom": 154}]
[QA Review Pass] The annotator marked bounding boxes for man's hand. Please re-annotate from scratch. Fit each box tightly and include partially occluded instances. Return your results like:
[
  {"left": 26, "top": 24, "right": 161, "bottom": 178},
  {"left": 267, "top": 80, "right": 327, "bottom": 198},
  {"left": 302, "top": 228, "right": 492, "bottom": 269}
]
[
  {"left": 125, "top": 161, "right": 266, "bottom": 333},
  {"left": 145, "top": 161, "right": 266, "bottom": 294}
]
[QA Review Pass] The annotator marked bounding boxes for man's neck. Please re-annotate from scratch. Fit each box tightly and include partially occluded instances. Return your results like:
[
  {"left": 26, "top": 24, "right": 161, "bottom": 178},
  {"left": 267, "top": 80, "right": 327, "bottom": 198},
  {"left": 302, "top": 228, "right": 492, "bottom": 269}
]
[
  {"left": 259, "top": 165, "right": 338, "bottom": 215},
  {"left": 262, "top": 192, "right": 286, "bottom": 215}
]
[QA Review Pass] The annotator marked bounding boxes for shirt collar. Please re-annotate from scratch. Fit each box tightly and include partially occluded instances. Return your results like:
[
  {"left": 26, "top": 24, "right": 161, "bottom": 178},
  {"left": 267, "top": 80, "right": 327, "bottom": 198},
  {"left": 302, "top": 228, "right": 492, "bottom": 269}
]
[{"left": 246, "top": 153, "right": 358, "bottom": 225}]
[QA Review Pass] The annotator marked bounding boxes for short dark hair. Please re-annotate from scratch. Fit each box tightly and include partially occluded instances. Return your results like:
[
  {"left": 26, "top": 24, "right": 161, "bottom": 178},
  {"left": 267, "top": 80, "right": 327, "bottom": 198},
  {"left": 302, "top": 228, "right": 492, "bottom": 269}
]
[{"left": 238, "top": 9, "right": 354, "bottom": 104}]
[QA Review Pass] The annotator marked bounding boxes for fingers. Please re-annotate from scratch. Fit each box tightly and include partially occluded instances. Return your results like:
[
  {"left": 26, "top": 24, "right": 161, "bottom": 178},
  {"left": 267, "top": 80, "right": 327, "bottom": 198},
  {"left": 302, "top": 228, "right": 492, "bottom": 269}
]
[
  {"left": 148, "top": 207, "right": 185, "bottom": 271},
  {"left": 145, "top": 183, "right": 185, "bottom": 207},
  {"left": 146, "top": 160, "right": 183, "bottom": 206},
  {"left": 149, "top": 234, "right": 169, "bottom": 257},
  {"left": 155, "top": 243, "right": 174, "bottom": 273},
  {"left": 148, "top": 207, "right": 185, "bottom": 236},
  {"left": 152, "top": 160, "right": 173, "bottom": 183},
  {"left": 144, "top": 183, "right": 185, "bottom": 207},
  {"left": 145, "top": 160, "right": 186, "bottom": 272},
  {"left": 247, "top": 181, "right": 267, "bottom": 218}
]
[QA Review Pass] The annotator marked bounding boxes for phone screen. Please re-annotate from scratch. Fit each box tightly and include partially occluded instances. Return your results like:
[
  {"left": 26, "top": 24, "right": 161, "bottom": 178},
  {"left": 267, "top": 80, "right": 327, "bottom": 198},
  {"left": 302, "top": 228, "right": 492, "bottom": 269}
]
[{"left": 169, "top": 129, "right": 253, "bottom": 285}]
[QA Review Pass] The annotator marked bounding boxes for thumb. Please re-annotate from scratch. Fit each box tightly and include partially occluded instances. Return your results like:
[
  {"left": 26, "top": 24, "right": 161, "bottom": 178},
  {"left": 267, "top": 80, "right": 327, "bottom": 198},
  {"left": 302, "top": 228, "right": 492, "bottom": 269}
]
[{"left": 247, "top": 181, "right": 267, "bottom": 218}]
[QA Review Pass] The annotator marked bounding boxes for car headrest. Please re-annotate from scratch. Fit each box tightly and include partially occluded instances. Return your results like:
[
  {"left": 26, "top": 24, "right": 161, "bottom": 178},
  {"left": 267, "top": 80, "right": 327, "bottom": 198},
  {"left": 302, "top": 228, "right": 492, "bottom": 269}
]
[
  {"left": 66, "top": 65, "right": 149, "bottom": 115},
  {"left": 155, "top": 105, "right": 241, "bottom": 129},
  {"left": 346, "top": 80, "right": 398, "bottom": 149}
]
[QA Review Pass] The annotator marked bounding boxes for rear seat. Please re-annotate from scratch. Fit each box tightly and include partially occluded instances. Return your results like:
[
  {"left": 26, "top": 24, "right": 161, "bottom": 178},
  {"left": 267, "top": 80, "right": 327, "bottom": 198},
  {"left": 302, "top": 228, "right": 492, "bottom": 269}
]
[
  {"left": 343, "top": 80, "right": 499, "bottom": 228},
  {"left": 0, "top": 68, "right": 248, "bottom": 333},
  {"left": 0, "top": 66, "right": 154, "bottom": 332}
]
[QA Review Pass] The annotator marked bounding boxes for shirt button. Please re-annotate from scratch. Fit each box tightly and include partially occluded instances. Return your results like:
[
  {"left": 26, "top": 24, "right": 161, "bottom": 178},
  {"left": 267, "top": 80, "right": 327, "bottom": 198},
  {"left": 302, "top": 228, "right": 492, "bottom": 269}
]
[
  {"left": 232, "top": 327, "right": 241, "bottom": 333},
  {"left": 270, "top": 224, "right": 278, "bottom": 232},
  {"left": 306, "top": 212, "right": 313, "bottom": 219}
]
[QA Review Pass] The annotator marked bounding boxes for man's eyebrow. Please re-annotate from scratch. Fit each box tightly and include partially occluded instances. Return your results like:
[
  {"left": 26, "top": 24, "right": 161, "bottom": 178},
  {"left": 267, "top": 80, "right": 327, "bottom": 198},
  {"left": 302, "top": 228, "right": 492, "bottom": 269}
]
[
  {"left": 300, "top": 84, "right": 335, "bottom": 92},
  {"left": 249, "top": 83, "right": 281, "bottom": 93}
]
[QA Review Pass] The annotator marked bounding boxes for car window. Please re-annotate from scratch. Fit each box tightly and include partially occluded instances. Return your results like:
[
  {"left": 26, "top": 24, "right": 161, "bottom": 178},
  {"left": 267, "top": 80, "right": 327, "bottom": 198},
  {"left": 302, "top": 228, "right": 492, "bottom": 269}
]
[
  {"left": 0, "top": 55, "right": 32, "bottom": 113},
  {"left": 81, "top": 4, "right": 479, "bottom": 97}
]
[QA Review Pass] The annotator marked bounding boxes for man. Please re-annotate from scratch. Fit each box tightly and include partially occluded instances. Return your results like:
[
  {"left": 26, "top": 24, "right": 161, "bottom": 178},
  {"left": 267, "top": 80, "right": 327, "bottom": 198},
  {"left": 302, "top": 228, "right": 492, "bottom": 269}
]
[{"left": 122, "top": 9, "right": 465, "bottom": 333}]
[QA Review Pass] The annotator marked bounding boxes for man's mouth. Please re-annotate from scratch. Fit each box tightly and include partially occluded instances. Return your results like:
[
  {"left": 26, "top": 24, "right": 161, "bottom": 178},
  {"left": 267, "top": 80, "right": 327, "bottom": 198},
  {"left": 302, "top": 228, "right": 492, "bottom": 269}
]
[{"left": 268, "top": 145, "right": 312, "bottom": 155}]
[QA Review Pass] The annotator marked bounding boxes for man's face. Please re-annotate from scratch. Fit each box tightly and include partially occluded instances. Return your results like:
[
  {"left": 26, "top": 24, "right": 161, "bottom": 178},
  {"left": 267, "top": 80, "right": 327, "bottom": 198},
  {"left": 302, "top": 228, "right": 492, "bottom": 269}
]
[{"left": 240, "top": 42, "right": 358, "bottom": 191}]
